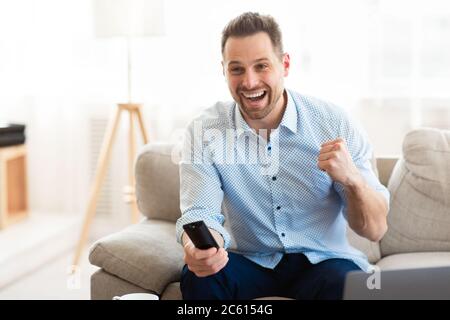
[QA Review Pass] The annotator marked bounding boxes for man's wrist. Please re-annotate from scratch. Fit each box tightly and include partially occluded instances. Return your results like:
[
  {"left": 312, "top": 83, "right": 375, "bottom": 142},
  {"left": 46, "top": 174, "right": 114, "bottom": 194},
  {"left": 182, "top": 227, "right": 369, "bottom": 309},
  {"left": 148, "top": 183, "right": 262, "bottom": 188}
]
[{"left": 343, "top": 171, "right": 365, "bottom": 192}]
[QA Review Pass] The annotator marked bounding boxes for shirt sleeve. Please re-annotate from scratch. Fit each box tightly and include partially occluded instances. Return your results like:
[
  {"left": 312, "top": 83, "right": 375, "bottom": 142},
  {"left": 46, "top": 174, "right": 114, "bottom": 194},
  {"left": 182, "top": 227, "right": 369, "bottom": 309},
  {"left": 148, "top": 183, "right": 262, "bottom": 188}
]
[
  {"left": 333, "top": 112, "right": 390, "bottom": 218},
  {"left": 175, "top": 121, "right": 231, "bottom": 249}
]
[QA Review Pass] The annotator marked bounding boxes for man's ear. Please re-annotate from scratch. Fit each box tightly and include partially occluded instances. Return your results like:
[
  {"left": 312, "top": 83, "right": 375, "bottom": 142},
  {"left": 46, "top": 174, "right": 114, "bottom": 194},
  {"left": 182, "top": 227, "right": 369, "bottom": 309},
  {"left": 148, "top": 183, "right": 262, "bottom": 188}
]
[
  {"left": 221, "top": 61, "right": 225, "bottom": 77},
  {"left": 283, "top": 53, "right": 290, "bottom": 77}
]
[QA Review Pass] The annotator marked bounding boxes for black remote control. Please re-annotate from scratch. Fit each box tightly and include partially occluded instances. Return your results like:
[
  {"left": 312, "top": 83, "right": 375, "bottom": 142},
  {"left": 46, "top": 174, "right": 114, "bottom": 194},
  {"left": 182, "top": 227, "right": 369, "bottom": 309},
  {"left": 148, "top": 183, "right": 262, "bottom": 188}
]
[{"left": 183, "top": 220, "right": 219, "bottom": 250}]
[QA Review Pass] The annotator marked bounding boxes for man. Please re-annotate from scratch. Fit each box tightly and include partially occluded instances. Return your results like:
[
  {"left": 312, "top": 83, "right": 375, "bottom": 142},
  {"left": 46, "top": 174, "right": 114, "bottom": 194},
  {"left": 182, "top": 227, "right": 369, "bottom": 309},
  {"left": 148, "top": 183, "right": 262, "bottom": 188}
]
[{"left": 175, "top": 12, "right": 389, "bottom": 300}]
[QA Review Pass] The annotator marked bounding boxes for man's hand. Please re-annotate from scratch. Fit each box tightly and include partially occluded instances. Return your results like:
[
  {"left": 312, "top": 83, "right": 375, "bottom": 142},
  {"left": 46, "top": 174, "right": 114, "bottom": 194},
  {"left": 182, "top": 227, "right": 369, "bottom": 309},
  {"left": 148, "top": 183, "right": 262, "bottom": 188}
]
[
  {"left": 182, "top": 231, "right": 228, "bottom": 278},
  {"left": 318, "top": 138, "right": 362, "bottom": 187}
]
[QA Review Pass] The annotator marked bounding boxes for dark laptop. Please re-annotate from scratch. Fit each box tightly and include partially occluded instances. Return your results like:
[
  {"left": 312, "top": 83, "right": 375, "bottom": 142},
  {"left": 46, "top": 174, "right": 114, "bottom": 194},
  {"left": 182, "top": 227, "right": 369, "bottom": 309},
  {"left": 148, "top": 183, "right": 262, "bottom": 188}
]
[{"left": 343, "top": 266, "right": 450, "bottom": 300}]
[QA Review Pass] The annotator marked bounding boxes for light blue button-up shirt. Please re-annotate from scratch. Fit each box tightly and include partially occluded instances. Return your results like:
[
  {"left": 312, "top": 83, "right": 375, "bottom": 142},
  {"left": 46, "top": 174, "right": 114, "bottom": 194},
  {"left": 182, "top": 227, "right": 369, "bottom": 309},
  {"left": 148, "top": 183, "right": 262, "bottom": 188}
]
[{"left": 176, "top": 89, "right": 389, "bottom": 272}]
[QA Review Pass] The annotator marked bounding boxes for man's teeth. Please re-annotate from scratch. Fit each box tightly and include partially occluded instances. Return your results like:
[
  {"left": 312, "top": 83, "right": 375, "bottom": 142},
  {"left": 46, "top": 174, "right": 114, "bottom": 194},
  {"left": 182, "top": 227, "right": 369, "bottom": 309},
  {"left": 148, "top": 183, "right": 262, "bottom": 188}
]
[{"left": 243, "top": 91, "right": 265, "bottom": 98}]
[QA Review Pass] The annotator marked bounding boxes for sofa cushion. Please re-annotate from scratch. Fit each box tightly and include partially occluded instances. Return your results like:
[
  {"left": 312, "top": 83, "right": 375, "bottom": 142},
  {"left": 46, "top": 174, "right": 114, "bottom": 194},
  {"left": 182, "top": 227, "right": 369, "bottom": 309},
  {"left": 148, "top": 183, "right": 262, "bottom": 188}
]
[
  {"left": 160, "top": 282, "right": 182, "bottom": 300},
  {"left": 135, "top": 143, "right": 182, "bottom": 222},
  {"left": 89, "top": 219, "right": 184, "bottom": 294},
  {"left": 376, "top": 252, "right": 450, "bottom": 270},
  {"left": 380, "top": 128, "right": 450, "bottom": 256},
  {"left": 91, "top": 269, "right": 153, "bottom": 300}
]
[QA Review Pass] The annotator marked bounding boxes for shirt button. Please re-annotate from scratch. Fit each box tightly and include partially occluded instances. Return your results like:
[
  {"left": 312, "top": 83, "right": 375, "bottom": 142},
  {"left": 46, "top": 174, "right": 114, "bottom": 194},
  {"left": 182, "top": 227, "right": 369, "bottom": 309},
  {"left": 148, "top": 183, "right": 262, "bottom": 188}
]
[
  {"left": 281, "top": 233, "right": 285, "bottom": 237},
  {"left": 272, "top": 176, "right": 277, "bottom": 181},
  {"left": 276, "top": 206, "right": 281, "bottom": 210},
  {"left": 268, "top": 146, "right": 272, "bottom": 151}
]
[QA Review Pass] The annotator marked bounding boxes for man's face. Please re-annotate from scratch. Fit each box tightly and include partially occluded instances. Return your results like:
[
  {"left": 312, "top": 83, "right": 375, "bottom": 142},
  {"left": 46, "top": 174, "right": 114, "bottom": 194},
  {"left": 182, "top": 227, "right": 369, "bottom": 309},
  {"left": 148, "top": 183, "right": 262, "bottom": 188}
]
[{"left": 222, "top": 32, "right": 290, "bottom": 120}]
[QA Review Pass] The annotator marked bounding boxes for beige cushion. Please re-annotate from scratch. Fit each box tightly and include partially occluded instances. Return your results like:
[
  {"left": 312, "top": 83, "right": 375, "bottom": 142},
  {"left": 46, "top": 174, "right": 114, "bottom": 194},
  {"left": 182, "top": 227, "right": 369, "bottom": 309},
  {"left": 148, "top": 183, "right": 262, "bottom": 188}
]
[
  {"left": 380, "top": 128, "right": 450, "bottom": 256},
  {"left": 160, "top": 282, "right": 182, "bottom": 300},
  {"left": 89, "top": 219, "right": 184, "bottom": 294},
  {"left": 376, "top": 157, "right": 398, "bottom": 188},
  {"left": 135, "top": 143, "right": 181, "bottom": 223},
  {"left": 91, "top": 269, "right": 153, "bottom": 300},
  {"left": 376, "top": 252, "right": 450, "bottom": 270}
]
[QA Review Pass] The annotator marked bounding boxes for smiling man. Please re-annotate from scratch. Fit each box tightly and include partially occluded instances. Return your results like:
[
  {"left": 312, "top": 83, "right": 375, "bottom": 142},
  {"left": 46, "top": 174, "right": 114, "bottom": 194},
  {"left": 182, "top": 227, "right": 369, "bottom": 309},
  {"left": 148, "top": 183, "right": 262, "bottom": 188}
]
[{"left": 175, "top": 12, "right": 389, "bottom": 300}]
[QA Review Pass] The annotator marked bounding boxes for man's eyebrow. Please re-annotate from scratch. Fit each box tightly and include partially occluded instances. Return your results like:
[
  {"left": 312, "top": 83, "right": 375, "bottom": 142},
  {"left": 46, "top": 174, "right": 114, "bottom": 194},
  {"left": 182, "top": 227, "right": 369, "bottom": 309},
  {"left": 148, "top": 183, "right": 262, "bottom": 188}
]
[
  {"left": 253, "top": 58, "right": 270, "bottom": 63},
  {"left": 227, "top": 58, "right": 270, "bottom": 66}
]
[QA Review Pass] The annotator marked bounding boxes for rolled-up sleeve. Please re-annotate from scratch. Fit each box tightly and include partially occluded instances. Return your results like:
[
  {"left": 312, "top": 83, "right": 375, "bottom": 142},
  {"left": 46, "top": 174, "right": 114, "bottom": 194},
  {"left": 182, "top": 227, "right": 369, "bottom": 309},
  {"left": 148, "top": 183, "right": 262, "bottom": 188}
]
[{"left": 175, "top": 122, "right": 231, "bottom": 249}]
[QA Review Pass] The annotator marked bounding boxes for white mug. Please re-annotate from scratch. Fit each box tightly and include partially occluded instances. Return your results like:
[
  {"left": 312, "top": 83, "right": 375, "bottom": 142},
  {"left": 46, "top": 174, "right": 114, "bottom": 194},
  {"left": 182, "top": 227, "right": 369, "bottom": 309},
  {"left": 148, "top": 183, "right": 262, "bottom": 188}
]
[{"left": 113, "top": 293, "right": 159, "bottom": 300}]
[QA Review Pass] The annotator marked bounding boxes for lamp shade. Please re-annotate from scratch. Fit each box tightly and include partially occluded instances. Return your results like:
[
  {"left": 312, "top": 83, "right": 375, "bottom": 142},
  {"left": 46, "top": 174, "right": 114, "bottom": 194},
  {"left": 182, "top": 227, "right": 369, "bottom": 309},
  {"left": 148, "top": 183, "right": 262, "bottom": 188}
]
[{"left": 94, "top": 0, "right": 165, "bottom": 37}]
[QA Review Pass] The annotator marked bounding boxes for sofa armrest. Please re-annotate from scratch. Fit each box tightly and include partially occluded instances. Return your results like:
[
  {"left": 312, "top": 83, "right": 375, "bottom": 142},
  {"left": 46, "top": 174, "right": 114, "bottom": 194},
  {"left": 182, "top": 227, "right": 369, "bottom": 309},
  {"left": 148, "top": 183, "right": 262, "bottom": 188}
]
[{"left": 89, "top": 219, "right": 184, "bottom": 295}]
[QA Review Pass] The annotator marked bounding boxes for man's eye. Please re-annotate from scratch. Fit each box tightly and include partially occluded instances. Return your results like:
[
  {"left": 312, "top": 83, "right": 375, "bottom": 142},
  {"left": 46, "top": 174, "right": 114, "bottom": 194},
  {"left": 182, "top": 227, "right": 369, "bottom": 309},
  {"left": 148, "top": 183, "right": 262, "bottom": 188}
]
[
  {"left": 256, "top": 64, "right": 268, "bottom": 70},
  {"left": 230, "top": 68, "right": 243, "bottom": 74}
]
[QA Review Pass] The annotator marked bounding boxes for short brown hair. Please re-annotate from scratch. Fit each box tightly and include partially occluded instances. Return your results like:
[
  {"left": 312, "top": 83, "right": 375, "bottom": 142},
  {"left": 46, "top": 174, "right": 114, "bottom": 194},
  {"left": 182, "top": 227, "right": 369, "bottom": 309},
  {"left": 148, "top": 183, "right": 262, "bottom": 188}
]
[{"left": 221, "top": 12, "right": 284, "bottom": 59}]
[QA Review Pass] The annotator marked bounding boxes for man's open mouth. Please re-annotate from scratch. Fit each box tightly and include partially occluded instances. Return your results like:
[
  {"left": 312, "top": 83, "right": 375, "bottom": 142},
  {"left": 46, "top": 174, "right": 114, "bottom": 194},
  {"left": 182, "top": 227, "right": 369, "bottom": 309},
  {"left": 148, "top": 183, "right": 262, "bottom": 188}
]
[{"left": 241, "top": 90, "right": 267, "bottom": 102}]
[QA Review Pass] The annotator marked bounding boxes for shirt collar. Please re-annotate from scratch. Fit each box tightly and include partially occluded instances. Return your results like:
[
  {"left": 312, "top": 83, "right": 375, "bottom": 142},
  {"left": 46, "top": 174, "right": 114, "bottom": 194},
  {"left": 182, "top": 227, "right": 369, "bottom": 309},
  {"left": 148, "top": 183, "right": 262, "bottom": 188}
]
[
  {"left": 280, "top": 89, "right": 298, "bottom": 134},
  {"left": 234, "top": 100, "right": 252, "bottom": 133},
  {"left": 234, "top": 89, "right": 298, "bottom": 135}
]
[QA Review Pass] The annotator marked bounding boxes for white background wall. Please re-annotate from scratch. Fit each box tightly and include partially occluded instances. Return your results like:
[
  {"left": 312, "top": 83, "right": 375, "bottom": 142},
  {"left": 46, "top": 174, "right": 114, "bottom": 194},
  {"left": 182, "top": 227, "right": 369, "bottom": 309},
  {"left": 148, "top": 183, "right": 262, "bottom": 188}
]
[{"left": 0, "top": 0, "right": 449, "bottom": 215}]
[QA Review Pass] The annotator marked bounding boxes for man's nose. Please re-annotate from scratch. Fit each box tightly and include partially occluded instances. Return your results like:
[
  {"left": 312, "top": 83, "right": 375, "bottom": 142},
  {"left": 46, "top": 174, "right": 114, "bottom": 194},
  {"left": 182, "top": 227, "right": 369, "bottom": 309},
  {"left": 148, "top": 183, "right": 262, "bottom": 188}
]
[{"left": 242, "top": 70, "right": 259, "bottom": 90}]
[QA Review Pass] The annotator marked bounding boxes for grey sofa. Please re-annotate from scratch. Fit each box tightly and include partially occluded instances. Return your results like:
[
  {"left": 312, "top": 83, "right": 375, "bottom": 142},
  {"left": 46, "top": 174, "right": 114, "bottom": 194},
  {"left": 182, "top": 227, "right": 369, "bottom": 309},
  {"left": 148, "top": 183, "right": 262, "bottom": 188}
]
[{"left": 89, "top": 128, "right": 450, "bottom": 300}]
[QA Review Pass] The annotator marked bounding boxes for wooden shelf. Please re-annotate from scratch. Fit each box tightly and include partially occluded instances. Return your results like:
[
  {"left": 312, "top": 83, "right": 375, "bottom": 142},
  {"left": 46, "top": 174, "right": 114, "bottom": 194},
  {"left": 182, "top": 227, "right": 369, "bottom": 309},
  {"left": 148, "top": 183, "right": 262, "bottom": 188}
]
[{"left": 0, "top": 145, "right": 28, "bottom": 229}]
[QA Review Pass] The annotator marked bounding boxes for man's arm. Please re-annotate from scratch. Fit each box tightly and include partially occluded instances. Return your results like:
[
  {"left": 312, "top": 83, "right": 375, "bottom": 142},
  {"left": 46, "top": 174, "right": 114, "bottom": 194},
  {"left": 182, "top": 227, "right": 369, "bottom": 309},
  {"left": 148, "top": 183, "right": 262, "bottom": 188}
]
[
  {"left": 318, "top": 138, "right": 388, "bottom": 242},
  {"left": 342, "top": 173, "right": 388, "bottom": 242},
  {"left": 175, "top": 121, "right": 231, "bottom": 249}
]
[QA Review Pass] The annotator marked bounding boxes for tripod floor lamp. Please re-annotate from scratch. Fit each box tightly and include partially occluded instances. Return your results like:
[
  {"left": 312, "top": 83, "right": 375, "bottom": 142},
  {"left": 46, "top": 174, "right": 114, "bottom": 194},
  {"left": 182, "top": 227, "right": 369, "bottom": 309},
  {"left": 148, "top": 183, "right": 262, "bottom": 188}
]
[{"left": 72, "top": 0, "right": 164, "bottom": 269}]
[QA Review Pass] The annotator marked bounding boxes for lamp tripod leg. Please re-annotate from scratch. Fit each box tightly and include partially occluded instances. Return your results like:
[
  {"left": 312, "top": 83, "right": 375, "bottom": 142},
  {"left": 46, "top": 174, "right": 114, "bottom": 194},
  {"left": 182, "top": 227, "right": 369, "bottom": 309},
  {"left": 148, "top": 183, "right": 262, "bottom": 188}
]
[
  {"left": 127, "top": 109, "right": 139, "bottom": 223},
  {"left": 135, "top": 106, "right": 149, "bottom": 144},
  {"left": 72, "top": 106, "right": 123, "bottom": 270}
]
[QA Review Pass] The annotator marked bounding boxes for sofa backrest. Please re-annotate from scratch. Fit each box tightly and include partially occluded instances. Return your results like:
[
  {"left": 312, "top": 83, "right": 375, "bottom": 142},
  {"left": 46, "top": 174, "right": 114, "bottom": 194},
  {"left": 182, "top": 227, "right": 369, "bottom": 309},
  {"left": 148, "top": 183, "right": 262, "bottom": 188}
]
[
  {"left": 135, "top": 143, "right": 182, "bottom": 222},
  {"left": 380, "top": 128, "right": 450, "bottom": 257}
]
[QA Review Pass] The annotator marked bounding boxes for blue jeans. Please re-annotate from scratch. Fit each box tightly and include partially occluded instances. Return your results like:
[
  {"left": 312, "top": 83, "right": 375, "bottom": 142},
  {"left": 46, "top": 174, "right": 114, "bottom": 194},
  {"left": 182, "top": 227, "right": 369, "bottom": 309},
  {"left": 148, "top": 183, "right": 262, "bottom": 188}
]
[{"left": 180, "top": 252, "right": 360, "bottom": 300}]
